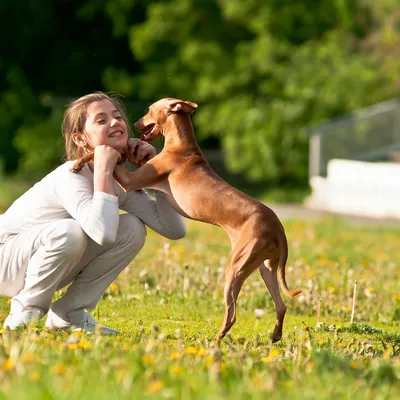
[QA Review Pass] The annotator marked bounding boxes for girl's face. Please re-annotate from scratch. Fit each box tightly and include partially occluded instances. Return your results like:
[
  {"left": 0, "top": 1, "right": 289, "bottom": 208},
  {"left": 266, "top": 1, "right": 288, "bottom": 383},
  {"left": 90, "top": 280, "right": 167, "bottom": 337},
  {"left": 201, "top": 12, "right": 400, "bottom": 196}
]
[{"left": 83, "top": 99, "right": 128, "bottom": 152}]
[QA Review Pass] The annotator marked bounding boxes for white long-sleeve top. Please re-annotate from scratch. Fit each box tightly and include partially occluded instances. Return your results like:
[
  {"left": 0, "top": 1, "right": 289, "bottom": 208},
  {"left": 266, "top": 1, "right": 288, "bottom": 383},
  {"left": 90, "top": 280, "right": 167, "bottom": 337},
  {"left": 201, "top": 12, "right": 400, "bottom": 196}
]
[{"left": 0, "top": 161, "right": 186, "bottom": 246}]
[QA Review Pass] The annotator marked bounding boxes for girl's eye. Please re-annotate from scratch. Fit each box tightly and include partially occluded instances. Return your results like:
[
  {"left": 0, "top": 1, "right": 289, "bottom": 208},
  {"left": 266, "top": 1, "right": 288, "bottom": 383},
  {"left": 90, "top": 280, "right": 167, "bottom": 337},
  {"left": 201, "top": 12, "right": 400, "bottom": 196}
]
[
  {"left": 97, "top": 120, "right": 106, "bottom": 124},
  {"left": 115, "top": 116, "right": 122, "bottom": 120}
]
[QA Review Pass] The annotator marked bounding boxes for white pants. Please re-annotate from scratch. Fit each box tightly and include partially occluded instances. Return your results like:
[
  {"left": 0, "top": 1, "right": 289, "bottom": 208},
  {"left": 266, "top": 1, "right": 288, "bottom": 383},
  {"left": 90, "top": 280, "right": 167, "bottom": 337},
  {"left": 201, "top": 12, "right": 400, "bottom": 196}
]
[{"left": 0, "top": 214, "right": 146, "bottom": 323}]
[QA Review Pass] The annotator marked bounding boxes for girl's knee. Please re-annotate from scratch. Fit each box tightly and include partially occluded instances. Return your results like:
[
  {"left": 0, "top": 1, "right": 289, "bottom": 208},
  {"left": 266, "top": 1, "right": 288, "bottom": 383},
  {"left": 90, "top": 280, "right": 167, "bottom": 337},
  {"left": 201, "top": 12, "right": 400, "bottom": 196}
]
[
  {"left": 117, "top": 214, "right": 147, "bottom": 252},
  {"left": 51, "top": 219, "right": 87, "bottom": 262}
]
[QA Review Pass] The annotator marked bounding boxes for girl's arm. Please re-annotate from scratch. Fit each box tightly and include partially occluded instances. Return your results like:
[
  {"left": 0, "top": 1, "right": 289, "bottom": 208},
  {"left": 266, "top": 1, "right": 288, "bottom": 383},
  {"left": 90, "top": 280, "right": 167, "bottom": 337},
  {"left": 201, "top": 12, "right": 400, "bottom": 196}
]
[
  {"left": 55, "top": 160, "right": 120, "bottom": 247},
  {"left": 120, "top": 190, "right": 186, "bottom": 240},
  {"left": 93, "top": 145, "right": 121, "bottom": 195}
]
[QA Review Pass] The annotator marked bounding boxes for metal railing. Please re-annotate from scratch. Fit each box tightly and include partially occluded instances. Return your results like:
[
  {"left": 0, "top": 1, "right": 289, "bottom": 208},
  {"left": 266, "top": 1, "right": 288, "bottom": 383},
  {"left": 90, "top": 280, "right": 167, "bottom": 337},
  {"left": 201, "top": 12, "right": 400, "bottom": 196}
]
[{"left": 308, "top": 98, "right": 400, "bottom": 178}]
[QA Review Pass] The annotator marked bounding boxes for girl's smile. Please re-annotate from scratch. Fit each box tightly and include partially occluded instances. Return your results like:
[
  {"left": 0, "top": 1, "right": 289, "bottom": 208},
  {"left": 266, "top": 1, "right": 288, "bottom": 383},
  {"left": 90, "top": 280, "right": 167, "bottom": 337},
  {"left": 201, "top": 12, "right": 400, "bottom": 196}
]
[{"left": 84, "top": 100, "right": 128, "bottom": 152}]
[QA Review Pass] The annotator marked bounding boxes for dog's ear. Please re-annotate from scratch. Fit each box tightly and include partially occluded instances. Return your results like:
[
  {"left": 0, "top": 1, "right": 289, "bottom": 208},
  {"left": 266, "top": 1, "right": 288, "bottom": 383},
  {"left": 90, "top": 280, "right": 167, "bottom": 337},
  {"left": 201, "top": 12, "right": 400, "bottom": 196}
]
[{"left": 169, "top": 101, "right": 198, "bottom": 115}]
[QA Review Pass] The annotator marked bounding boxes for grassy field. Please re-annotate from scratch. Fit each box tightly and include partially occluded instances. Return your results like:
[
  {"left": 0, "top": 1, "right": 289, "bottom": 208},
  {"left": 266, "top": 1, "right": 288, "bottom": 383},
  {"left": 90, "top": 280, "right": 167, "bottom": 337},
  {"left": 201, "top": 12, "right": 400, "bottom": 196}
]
[{"left": 1, "top": 216, "right": 400, "bottom": 399}]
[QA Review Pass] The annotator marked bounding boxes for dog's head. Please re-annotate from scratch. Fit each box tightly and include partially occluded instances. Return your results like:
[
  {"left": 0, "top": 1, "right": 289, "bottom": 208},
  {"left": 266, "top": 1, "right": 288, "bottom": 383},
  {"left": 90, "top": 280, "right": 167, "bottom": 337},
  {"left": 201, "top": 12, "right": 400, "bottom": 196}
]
[{"left": 134, "top": 98, "right": 198, "bottom": 142}]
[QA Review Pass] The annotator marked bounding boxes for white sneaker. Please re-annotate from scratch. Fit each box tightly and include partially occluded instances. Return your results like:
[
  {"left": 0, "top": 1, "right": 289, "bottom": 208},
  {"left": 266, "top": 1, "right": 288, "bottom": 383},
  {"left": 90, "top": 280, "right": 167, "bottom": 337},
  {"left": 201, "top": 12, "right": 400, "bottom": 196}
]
[
  {"left": 3, "top": 309, "right": 42, "bottom": 330},
  {"left": 46, "top": 309, "right": 120, "bottom": 335}
]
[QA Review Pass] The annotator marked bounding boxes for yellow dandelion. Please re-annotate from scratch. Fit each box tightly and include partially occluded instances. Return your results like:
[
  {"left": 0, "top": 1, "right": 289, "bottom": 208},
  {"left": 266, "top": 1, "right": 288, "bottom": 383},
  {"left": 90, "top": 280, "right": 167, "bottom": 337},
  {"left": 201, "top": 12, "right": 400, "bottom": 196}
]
[
  {"left": 185, "top": 347, "right": 198, "bottom": 355},
  {"left": 109, "top": 283, "right": 119, "bottom": 293},
  {"left": 78, "top": 341, "right": 93, "bottom": 349},
  {"left": 168, "top": 352, "right": 180, "bottom": 361},
  {"left": 336, "top": 325, "right": 342, "bottom": 329},
  {"left": 318, "top": 258, "right": 333, "bottom": 266},
  {"left": 30, "top": 336, "right": 41, "bottom": 343},
  {"left": 29, "top": 371, "right": 41, "bottom": 381},
  {"left": 147, "top": 380, "right": 164, "bottom": 394},
  {"left": 0, "top": 329, "right": 4, "bottom": 334},
  {"left": 170, "top": 245, "right": 185, "bottom": 261},
  {"left": 269, "top": 349, "right": 280, "bottom": 358},
  {"left": 170, "top": 245, "right": 185, "bottom": 254},
  {"left": 364, "top": 287, "right": 374, "bottom": 298},
  {"left": 73, "top": 331, "right": 84, "bottom": 338},
  {"left": 169, "top": 365, "right": 183, "bottom": 375},
  {"left": 205, "top": 355, "right": 215, "bottom": 364},
  {"left": 337, "top": 341, "right": 344, "bottom": 348},
  {"left": 21, "top": 353, "right": 35, "bottom": 363},
  {"left": 197, "top": 349, "right": 206, "bottom": 356},
  {"left": 306, "top": 269, "right": 315, "bottom": 277},
  {"left": 327, "top": 285, "right": 335, "bottom": 293},
  {"left": 51, "top": 363, "right": 67, "bottom": 375},
  {"left": 318, "top": 340, "right": 324, "bottom": 345},
  {"left": 68, "top": 343, "right": 79, "bottom": 350},
  {"left": 3, "top": 359, "right": 15, "bottom": 371},
  {"left": 142, "top": 354, "right": 154, "bottom": 365},
  {"left": 263, "top": 356, "right": 273, "bottom": 364}
]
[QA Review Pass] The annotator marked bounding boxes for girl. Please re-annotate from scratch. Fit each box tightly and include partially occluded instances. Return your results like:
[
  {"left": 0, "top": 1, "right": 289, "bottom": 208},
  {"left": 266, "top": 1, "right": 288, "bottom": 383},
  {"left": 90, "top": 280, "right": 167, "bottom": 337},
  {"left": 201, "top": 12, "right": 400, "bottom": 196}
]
[{"left": 0, "top": 92, "right": 186, "bottom": 334}]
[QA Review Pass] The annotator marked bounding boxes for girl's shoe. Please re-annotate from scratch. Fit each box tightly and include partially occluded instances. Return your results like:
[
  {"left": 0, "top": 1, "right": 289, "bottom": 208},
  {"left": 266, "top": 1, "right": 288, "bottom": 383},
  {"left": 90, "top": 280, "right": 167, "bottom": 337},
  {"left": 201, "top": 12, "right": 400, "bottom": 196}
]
[
  {"left": 45, "top": 309, "right": 120, "bottom": 335},
  {"left": 3, "top": 309, "right": 42, "bottom": 330}
]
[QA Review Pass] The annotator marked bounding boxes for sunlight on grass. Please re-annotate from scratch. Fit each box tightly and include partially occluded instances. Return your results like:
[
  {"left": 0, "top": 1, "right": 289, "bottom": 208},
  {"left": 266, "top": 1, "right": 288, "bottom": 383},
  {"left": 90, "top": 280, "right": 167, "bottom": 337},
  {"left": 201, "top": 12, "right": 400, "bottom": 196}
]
[{"left": 1, "top": 218, "right": 400, "bottom": 399}]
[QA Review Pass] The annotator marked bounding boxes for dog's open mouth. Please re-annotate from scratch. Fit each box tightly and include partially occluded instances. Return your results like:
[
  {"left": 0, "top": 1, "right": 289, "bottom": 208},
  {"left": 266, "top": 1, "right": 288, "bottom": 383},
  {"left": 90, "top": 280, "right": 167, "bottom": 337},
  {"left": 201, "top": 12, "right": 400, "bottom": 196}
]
[{"left": 140, "top": 123, "right": 156, "bottom": 141}]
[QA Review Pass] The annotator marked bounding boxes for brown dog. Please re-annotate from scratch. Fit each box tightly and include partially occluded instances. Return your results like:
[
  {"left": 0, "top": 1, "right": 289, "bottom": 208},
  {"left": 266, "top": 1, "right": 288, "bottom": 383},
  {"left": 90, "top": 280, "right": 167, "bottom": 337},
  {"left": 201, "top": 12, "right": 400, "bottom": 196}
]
[{"left": 113, "top": 98, "right": 301, "bottom": 342}]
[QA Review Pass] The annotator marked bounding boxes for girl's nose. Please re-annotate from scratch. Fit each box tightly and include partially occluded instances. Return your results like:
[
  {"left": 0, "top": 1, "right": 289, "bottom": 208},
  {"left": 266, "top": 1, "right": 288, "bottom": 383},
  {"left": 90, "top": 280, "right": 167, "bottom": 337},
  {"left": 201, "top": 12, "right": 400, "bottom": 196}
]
[{"left": 110, "top": 118, "right": 120, "bottom": 127}]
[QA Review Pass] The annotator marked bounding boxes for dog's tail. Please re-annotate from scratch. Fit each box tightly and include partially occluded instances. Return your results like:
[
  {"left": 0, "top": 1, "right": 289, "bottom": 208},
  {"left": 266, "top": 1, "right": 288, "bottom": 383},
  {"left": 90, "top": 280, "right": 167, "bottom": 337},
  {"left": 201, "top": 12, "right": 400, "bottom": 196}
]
[{"left": 278, "top": 232, "right": 302, "bottom": 298}]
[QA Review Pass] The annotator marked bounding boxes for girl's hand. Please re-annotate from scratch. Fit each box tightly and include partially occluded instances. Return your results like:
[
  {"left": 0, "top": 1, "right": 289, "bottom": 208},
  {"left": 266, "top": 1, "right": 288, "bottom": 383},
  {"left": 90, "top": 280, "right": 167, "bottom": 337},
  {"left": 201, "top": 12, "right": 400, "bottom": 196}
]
[
  {"left": 93, "top": 145, "right": 122, "bottom": 173},
  {"left": 125, "top": 138, "right": 156, "bottom": 167}
]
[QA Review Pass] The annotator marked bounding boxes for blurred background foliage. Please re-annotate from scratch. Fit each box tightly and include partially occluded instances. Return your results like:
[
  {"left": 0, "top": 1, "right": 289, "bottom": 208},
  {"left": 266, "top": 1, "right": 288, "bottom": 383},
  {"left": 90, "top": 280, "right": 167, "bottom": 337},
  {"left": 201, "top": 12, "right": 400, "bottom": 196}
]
[{"left": 1, "top": 0, "right": 400, "bottom": 191}]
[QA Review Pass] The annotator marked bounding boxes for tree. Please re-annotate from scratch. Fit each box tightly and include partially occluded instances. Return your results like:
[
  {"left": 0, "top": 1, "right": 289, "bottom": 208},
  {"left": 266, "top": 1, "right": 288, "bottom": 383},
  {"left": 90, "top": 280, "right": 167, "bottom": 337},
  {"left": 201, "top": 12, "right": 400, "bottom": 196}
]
[
  {"left": 2, "top": 0, "right": 399, "bottom": 187},
  {"left": 106, "top": 0, "right": 399, "bottom": 185},
  {"left": 0, "top": 0, "right": 139, "bottom": 177}
]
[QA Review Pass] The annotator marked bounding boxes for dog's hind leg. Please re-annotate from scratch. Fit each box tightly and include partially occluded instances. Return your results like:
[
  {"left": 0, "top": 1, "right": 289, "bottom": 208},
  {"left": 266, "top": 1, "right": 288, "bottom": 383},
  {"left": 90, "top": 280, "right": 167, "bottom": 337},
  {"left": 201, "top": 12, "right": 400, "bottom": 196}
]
[
  {"left": 259, "top": 258, "right": 287, "bottom": 343},
  {"left": 215, "top": 264, "right": 251, "bottom": 341},
  {"left": 215, "top": 238, "right": 267, "bottom": 341}
]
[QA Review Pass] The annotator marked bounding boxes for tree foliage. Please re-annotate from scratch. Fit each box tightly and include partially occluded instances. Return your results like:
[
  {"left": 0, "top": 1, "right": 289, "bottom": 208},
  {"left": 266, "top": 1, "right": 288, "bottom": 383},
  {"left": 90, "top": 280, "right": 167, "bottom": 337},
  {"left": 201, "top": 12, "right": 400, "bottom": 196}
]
[
  {"left": 0, "top": 0, "right": 137, "bottom": 177},
  {"left": 1, "top": 0, "right": 399, "bottom": 185},
  {"left": 121, "top": 0, "right": 399, "bottom": 184}
]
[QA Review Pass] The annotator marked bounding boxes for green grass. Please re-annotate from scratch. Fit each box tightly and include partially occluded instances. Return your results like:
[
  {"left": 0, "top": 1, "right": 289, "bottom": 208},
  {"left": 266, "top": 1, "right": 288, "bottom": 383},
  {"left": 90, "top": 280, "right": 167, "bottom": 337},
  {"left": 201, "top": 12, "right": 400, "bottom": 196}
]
[{"left": 1, "top": 217, "right": 400, "bottom": 399}]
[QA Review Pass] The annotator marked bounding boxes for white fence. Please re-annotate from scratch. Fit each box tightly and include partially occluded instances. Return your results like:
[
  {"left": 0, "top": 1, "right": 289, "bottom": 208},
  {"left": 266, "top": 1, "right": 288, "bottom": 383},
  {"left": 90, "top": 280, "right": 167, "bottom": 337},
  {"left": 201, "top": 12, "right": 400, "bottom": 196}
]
[
  {"left": 308, "top": 98, "right": 400, "bottom": 179},
  {"left": 307, "top": 98, "right": 400, "bottom": 219},
  {"left": 307, "top": 159, "right": 400, "bottom": 219}
]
